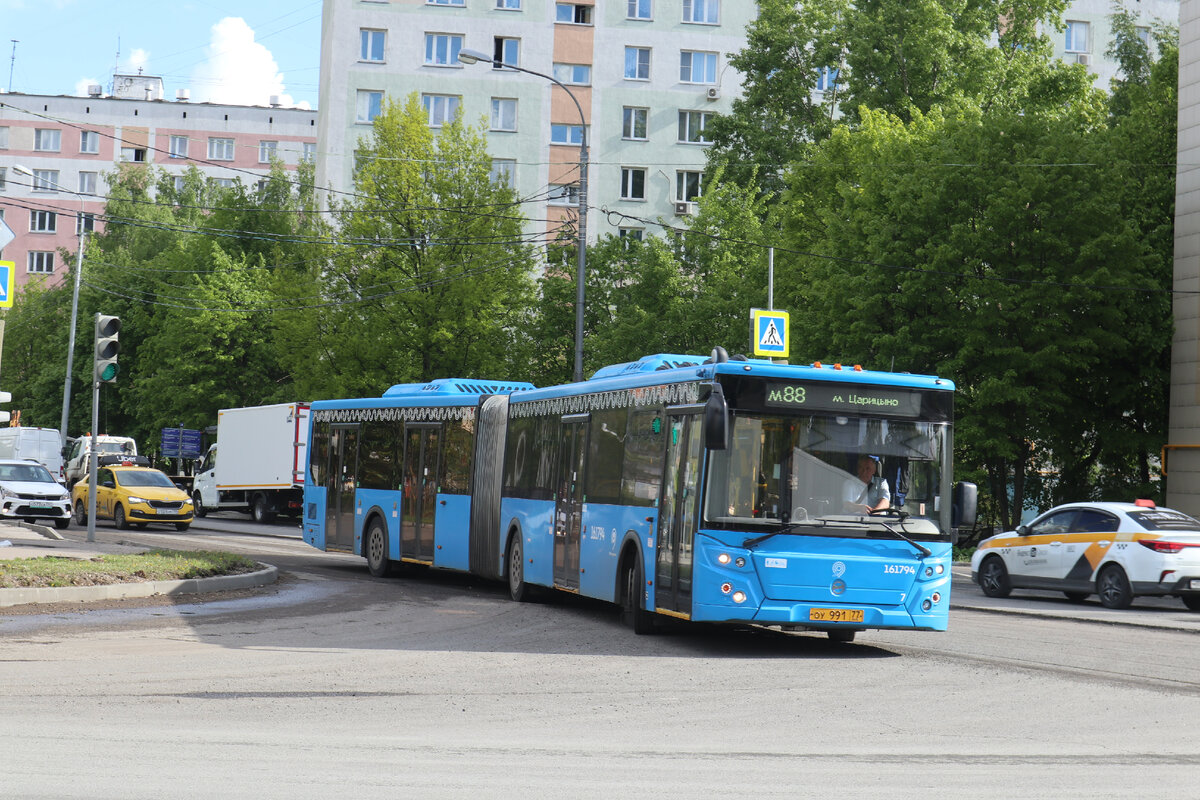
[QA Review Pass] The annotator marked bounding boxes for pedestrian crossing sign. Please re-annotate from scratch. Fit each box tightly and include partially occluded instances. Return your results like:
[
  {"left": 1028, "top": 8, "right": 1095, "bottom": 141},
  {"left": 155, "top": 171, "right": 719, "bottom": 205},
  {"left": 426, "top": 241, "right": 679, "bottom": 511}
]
[
  {"left": 751, "top": 308, "right": 789, "bottom": 358},
  {"left": 0, "top": 261, "right": 13, "bottom": 308}
]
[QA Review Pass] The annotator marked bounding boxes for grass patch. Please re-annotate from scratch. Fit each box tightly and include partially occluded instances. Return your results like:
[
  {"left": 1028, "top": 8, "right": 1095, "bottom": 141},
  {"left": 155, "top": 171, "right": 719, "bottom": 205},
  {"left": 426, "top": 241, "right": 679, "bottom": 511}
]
[{"left": 0, "top": 549, "right": 259, "bottom": 589}]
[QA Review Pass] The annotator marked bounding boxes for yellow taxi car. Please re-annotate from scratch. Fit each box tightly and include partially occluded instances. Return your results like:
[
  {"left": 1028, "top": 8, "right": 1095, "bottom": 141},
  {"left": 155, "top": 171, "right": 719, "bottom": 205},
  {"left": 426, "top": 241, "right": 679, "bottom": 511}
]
[
  {"left": 971, "top": 500, "right": 1200, "bottom": 610},
  {"left": 71, "top": 466, "right": 194, "bottom": 531}
]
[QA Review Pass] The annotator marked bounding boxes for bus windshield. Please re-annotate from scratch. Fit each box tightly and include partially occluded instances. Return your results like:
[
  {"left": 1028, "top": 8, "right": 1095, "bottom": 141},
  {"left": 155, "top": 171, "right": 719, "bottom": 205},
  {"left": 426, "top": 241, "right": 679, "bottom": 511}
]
[{"left": 704, "top": 412, "right": 947, "bottom": 535}]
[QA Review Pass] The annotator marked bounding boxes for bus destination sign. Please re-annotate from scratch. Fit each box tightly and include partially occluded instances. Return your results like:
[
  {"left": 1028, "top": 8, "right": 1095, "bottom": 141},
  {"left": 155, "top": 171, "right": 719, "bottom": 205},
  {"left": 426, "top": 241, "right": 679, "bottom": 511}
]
[{"left": 763, "top": 382, "right": 925, "bottom": 418}]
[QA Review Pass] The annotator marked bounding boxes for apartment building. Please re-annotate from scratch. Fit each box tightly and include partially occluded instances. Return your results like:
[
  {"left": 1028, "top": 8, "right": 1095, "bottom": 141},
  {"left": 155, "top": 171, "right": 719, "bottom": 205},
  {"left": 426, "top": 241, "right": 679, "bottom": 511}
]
[
  {"left": 0, "top": 75, "right": 318, "bottom": 291},
  {"left": 316, "top": 0, "right": 757, "bottom": 243},
  {"left": 1056, "top": 0, "right": 1179, "bottom": 86}
]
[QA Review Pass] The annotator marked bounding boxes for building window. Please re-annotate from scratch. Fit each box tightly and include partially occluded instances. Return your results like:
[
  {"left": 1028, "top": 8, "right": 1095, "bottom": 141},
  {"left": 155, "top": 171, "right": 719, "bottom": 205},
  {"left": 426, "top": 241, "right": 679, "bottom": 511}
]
[
  {"left": 625, "top": 47, "right": 650, "bottom": 80},
  {"left": 552, "top": 63, "right": 591, "bottom": 86},
  {"left": 1065, "top": 21, "right": 1089, "bottom": 53},
  {"left": 422, "top": 94, "right": 461, "bottom": 127},
  {"left": 548, "top": 184, "right": 580, "bottom": 206},
  {"left": 302, "top": 142, "right": 317, "bottom": 163},
  {"left": 493, "top": 36, "right": 520, "bottom": 67},
  {"left": 259, "top": 140, "right": 278, "bottom": 163},
  {"left": 30, "top": 210, "right": 57, "bottom": 233},
  {"left": 678, "top": 110, "right": 713, "bottom": 143},
  {"left": 0, "top": 167, "right": 6, "bottom": 191},
  {"left": 208, "top": 137, "right": 235, "bottom": 160},
  {"left": 120, "top": 147, "right": 147, "bottom": 163},
  {"left": 816, "top": 66, "right": 840, "bottom": 92},
  {"left": 551, "top": 124, "right": 585, "bottom": 145},
  {"left": 680, "top": 50, "right": 718, "bottom": 83},
  {"left": 676, "top": 170, "right": 703, "bottom": 202},
  {"left": 556, "top": 3, "right": 593, "bottom": 24},
  {"left": 622, "top": 107, "right": 648, "bottom": 140},
  {"left": 79, "top": 171, "right": 98, "bottom": 195},
  {"left": 27, "top": 251, "right": 55, "bottom": 274},
  {"left": 0, "top": 126, "right": 8, "bottom": 149},
  {"left": 619, "top": 227, "right": 644, "bottom": 241},
  {"left": 496, "top": 0, "right": 521, "bottom": 8},
  {"left": 427, "top": 0, "right": 465, "bottom": 5},
  {"left": 425, "top": 33, "right": 463, "bottom": 66},
  {"left": 627, "top": 0, "right": 652, "bottom": 20},
  {"left": 34, "top": 128, "right": 61, "bottom": 152},
  {"left": 491, "top": 158, "right": 516, "bottom": 185},
  {"left": 169, "top": 135, "right": 189, "bottom": 159},
  {"left": 210, "top": 177, "right": 235, "bottom": 189},
  {"left": 80, "top": 130, "right": 100, "bottom": 154},
  {"left": 683, "top": 0, "right": 718, "bottom": 24},
  {"left": 361, "top": 29, "right": 386, "bottom": 62},
  {"left": 357, "top": 90, "right": 384, "bottom": 123},
  {"left": 491, "top": 98, "right": 517, "bottom": 131},
  {"left": 32, "top": 169, "right": 59, "bottom": 191},
  {"left": 620, "top": 168, "right": 646, "bottom": 201},
  {"left": 77, "top": 213, "right": 96, "bottom": 234}
]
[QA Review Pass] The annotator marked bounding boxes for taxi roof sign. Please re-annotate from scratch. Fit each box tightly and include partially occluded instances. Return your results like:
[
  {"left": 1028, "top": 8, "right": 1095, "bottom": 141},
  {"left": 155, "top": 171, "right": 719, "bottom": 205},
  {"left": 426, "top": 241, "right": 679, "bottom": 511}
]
[{"left": 750, "top": 308, "right": 789, "bottom": 358}]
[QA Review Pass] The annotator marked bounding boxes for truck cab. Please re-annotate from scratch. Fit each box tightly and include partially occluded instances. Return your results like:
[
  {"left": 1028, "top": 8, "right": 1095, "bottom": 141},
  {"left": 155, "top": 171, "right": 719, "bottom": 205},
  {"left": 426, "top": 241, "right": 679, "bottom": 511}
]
[{"left": 64, "top": 435, "right": 142, "bottom": 488}]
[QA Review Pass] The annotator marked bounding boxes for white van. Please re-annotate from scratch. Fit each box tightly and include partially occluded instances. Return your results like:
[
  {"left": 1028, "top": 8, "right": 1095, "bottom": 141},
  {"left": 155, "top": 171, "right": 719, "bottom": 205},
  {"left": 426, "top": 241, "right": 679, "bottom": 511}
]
[{"left": 0, "top": 427, "right": 66, "bottom": 483}]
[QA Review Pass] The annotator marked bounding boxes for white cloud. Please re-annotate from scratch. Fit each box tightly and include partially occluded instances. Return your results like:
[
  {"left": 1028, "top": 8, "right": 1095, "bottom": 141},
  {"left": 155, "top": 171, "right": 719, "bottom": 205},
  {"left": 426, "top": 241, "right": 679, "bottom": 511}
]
[
  {"left": 128, "top": 48, "right": 150, "bottom": 72},
  {"left": 189, "top": 17, "right": 307, "bottom": 108}
]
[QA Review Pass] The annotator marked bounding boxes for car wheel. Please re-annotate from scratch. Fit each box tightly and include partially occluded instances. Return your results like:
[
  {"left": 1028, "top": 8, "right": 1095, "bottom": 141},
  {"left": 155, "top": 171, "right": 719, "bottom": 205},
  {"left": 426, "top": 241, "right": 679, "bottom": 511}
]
[
  {"left": 1097, "top": 564, "right": 1133, "bottom": 609},
  {"left": 74, "top": 500, "right": 87, "bottom": 525},
  {"left": 192, "top": 492, "right": 207, "bottom": 518},
  {"left": 978, "top": 555, "right": 1012, "bottom": 598},
  {"left": 1182, "top": 595, "right": 1200, "bottom": 612},
  {"left": 1063, "top": 591, "right": 1089, "bottom": 603},
  {"left": 54, "top": 518, "right": 70, "bottom": 530},
  {"left": 114, "top": 504, "right": 129, "bottom": 530},
  {"left": 175, "top": 522, "right": 190, "bottom": 532},
  {"left": 365, "top": 518, "right": 391, "bottom": 578}
]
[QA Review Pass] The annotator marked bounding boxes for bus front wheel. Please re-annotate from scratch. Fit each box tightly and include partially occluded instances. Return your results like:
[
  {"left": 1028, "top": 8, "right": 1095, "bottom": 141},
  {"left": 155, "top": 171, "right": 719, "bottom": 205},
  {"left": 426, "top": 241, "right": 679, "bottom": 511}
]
[
  {"left": 507, "top": 535, "right": 532, "bottom": 602},
  {"left": 365, "top": 519, "right": 391, "bottom": 578},
  {"left": 620, "top": 558, "right": 656, "bottom": 635}
]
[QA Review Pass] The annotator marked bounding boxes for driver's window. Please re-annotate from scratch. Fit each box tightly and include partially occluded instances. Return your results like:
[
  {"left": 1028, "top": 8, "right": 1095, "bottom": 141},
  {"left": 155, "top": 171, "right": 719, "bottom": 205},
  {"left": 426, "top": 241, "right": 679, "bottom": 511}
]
[
  {"left": 1031, "top": 511, "right": 1075, "bottom": 535},
  {"left": 99, "top": 469, "right": 115, "bottom": 488}
]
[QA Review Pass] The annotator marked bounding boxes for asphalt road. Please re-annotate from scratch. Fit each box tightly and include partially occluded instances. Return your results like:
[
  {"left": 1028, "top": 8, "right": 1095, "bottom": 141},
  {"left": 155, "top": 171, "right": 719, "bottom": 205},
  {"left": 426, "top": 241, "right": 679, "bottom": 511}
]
[{"left": 1, "top": 523, "right": 1197, "bottom": 799}]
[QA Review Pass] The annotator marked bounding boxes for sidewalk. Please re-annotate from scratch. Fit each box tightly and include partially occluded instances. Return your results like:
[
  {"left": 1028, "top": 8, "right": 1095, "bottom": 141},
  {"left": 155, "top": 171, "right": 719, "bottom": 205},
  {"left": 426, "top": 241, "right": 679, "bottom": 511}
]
[{"left": 0, "top": 520, "right": 277, "bottom": 608}]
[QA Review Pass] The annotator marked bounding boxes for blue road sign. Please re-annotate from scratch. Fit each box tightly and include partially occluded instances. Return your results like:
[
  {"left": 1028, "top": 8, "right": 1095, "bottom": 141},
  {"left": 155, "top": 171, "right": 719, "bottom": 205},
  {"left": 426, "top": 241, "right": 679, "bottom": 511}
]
[
  {"left": 0, "top": 260, "right": 14, "bottom": 308},
  {"left": 162, "top": 427, "right": 203, "bottom": 458},
  {"left": 750, "top": 308, "right": 790, "bottom": 358}
]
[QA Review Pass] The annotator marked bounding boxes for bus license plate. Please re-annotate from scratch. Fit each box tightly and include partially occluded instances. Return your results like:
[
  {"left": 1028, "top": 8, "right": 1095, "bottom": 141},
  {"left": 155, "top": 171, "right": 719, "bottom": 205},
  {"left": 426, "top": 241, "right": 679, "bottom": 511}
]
[{"left": 809, "top": 608, "right": 864, "bottom": 623}]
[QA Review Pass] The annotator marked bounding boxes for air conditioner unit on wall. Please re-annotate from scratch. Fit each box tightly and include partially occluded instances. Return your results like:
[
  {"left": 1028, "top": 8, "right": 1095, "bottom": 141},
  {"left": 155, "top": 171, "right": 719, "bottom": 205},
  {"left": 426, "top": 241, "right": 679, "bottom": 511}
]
[
  {"left": 1075, "top": 52, "right": 1091, "bottom": 66},
  {"left": 674, "top": 201, "right": 694, "bottom": 216},
  {"left": 706, "top": 86, "right": 720, "bottom": 101}
]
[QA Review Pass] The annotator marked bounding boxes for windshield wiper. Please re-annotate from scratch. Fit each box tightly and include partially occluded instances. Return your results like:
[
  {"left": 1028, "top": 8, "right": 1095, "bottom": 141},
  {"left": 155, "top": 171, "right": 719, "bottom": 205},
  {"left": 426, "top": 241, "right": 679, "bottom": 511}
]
[
  {"left": 742, "top": 519, "right": 827, "bottom": 549},
  {"left": 873, "top": 519, "right": 932, "bottom": 558}
]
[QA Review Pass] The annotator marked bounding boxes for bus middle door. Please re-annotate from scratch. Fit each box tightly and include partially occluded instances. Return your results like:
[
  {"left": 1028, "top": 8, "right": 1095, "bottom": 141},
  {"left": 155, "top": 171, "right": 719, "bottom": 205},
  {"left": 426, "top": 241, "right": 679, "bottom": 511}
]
[
  {"left": 553, "top": 414, "right": 587, "bottom": 591},
  {"left": 401, "top": 424, "right": 441, "bottom": 564},
  {"left": 655, "top": 412, "right": 703, "bottom": 617}
]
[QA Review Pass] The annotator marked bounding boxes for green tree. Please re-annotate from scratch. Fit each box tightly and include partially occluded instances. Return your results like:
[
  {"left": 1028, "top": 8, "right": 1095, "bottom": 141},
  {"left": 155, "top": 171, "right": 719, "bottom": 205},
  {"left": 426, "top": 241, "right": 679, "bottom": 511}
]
[{"left": 275, "top": 94, "right": 538, "bottom": 399}]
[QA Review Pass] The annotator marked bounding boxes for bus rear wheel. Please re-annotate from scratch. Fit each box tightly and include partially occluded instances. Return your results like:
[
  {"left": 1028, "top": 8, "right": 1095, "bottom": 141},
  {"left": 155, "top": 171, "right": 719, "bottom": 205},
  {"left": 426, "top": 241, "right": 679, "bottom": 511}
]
[{"left": 365, "top": 519, "right": 391, "bottom": 578}]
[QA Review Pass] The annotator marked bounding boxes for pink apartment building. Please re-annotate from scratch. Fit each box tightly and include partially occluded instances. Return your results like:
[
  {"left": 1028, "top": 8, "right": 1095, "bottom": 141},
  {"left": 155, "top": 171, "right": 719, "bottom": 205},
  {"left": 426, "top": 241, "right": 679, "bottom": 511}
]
[{"left": 0, "top": 74, "right": 317, "bottom": 293}]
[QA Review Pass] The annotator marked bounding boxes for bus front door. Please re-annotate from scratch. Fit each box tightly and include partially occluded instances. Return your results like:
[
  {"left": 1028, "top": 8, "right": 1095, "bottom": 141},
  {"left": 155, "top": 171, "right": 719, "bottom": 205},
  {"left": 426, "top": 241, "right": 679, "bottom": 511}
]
[
  {"left": 402, "top": 425, "right": 441, "bottom": 563},
  {"left": 655, "top": 413, "right": 702, "bottom": 616},
  {"left": 553, "top": 415, "right": 587, "bottom": 591},
  {"left": 325, "top": 424, "right": 359, "bottom": 552}
]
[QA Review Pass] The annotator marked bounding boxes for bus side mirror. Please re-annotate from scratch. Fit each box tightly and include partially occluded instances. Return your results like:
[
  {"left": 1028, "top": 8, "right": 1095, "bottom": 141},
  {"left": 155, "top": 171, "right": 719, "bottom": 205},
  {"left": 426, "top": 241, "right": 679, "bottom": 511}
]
[
  {"left": 704, "top": 383, "right": 729, "bottom": 450},
  {"left": 952, "top": 481, "right": 977, "bottom": 529}
]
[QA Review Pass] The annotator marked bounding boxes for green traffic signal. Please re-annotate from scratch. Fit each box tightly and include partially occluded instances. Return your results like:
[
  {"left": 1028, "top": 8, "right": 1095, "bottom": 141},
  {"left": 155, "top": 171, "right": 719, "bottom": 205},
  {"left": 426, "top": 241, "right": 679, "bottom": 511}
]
[{"left": 94, "top": 314, "right": 120, "bottom": 383}]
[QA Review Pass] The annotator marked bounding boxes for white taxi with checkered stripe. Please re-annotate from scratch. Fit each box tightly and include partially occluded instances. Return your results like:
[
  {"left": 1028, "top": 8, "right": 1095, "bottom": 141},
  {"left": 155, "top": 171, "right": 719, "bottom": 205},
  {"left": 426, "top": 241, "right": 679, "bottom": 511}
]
[{"left": 970, "top": 501, "right": 1200, "bottom": 610}]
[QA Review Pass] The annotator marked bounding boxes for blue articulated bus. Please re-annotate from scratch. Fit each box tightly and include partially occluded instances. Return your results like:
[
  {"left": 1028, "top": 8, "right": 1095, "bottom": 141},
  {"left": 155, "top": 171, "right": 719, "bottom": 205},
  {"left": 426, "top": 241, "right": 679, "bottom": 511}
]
[{"left": 302, "top": 349, "right": 976, "bottom": 642}]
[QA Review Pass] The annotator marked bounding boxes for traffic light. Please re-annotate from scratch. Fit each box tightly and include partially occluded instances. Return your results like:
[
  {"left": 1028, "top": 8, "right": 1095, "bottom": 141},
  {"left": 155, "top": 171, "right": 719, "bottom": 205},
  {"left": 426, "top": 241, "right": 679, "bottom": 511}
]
[
  {"left": 94, "top": 314, "right": 120, "bottom": 383},
  {"left": 0, "top": 391, "right": 10, "bottom": 424}
]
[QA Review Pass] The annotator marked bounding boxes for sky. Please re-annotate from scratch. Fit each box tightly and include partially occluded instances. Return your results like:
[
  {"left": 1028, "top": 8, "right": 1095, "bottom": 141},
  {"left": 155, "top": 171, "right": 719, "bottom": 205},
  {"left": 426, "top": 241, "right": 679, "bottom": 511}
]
[{"left": 0, "top": 0, "right": 322, "bottom": 109}]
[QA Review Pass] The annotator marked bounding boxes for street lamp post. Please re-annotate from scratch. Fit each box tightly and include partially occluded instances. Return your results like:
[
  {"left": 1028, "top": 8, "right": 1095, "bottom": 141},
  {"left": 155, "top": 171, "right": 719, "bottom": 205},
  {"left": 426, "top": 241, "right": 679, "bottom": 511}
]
[
  {"left": 13, "top": 164, "right": 87, "bottom": 447},
  {"left": 458, "top": 47, "right": 589, "bottom": 383}
]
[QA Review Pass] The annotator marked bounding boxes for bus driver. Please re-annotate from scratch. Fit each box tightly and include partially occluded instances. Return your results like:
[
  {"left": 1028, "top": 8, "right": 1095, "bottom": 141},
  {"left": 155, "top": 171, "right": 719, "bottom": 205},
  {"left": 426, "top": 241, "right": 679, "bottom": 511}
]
[{"left": 844, "top": 455, "right": 890, "bottom": 514}]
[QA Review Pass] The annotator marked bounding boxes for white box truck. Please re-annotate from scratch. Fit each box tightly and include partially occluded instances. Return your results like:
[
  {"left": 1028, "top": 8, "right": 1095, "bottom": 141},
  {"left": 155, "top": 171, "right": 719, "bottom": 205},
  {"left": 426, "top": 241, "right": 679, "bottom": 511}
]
[{"left": 192, "top": 402, "right": 309, "bottom": 523}]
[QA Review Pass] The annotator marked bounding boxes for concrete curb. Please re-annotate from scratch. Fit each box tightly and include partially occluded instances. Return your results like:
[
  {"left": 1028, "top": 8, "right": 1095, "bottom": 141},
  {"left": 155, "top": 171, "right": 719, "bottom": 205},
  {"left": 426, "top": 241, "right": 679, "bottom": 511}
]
[
  {"left": 0, "top": 562, "right": 278, "bottom": 608},
  {"left": 16, "top": 521, "right": 65, "bottom": 540}
]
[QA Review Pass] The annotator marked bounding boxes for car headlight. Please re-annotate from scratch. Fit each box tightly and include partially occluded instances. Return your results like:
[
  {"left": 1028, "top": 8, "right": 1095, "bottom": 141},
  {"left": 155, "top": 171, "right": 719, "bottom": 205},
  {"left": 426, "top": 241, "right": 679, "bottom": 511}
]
[
  {"left": 127, "top": 495, "right": 148, "bottom": 505},
  {"left": 0, "top": 485, "right": 15, "bottom": 499},
  {"left": 182, "top": 498, "right": 193, "bottom": 506}
]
